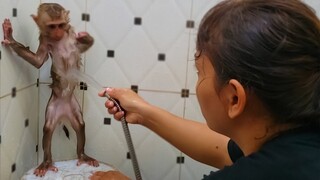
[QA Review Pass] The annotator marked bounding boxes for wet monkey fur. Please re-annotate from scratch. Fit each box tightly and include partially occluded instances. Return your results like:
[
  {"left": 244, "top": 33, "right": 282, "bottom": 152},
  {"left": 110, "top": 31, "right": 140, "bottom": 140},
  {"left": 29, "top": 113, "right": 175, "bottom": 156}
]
[{"left": 2, "top": 3, "right": 98, "bottom": 177}]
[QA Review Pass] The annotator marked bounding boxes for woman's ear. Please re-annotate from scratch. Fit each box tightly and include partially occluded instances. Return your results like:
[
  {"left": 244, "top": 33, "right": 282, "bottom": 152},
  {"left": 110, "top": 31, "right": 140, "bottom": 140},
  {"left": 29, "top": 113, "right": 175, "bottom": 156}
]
[{"left": 224, "top": 79, "right": 246, "bottom": 119}]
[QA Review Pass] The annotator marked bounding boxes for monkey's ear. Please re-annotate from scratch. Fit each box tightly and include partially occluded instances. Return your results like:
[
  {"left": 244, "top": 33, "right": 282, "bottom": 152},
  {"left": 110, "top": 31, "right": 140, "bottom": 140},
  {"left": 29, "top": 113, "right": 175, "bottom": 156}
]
[{"left": 31, "top": 14, "right": 39, "bottom": 23}]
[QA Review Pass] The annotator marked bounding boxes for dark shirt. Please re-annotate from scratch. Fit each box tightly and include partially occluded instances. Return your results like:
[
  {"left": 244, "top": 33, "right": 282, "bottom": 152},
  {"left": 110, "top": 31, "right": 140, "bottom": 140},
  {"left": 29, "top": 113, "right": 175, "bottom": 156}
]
[{"left": 203, "top": 127, "right": 320, "bottom": 180}]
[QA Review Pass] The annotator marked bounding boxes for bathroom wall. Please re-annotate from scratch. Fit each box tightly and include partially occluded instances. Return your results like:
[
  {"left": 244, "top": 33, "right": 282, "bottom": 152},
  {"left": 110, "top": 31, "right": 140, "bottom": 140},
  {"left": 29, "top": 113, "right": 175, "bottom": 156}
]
[
  {"left": 0, "top": 0, "right": 41, "bottom": 179},
  {"left": 1, "top": 0, "right": 320, "bottom": 180}
]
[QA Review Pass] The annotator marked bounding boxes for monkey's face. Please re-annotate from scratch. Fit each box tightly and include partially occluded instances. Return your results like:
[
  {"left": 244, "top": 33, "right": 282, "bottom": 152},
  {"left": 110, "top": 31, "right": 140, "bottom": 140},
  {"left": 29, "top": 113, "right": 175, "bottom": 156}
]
[
  {"left": 33, "top": 9, "right": 70, "bottom": 41},
  {"left": 45, "top": 19, "right": 67, "bottom": 41}
]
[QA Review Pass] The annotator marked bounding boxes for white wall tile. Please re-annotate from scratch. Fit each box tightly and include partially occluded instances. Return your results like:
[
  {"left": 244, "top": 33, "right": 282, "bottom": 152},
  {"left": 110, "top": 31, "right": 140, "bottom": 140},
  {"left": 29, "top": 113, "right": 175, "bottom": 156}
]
[
  {"left": 0, "top": 86, "right": 38, "bottom": 180},
  {"left": 88, "top": 0, "right": 134, "bottom": 48},
  {"left": 115, "top": 27, "right": 159, "bottom": 85},
  {"left": 140, "top": 31, "right": 191, "bottom": 92},
  {"left": 84, "top": 25, "right": 131, "bottom": 88},
  {"left": 123, "top": 0, "right": 155, "bottom": 17}
]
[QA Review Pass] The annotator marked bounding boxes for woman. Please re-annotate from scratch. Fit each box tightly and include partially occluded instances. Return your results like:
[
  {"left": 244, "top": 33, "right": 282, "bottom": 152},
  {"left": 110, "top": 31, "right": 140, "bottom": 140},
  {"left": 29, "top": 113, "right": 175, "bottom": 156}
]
[{"left": 92, "top": 0, "right": 320, "bottom": 179}]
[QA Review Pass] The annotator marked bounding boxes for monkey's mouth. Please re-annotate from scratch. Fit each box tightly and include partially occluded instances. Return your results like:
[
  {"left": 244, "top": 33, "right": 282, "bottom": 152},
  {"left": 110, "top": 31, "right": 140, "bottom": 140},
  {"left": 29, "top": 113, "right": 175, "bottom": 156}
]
[{"left": 52, "top": 36, "right": 64, "bottom": 41}]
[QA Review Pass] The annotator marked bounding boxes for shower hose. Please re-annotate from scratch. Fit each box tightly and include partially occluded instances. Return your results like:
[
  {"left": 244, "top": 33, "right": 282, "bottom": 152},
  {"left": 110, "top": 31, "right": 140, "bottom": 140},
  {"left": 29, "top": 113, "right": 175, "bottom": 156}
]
[{"left": 104, "top": 92, "right": 142, "bottom": 180}]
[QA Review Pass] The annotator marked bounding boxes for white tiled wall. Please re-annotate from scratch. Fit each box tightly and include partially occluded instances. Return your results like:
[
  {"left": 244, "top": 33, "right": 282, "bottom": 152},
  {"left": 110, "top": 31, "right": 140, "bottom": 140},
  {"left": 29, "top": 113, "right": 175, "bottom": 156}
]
[{"left": 1, "top": 0, "right": 319, "bottom": 180}]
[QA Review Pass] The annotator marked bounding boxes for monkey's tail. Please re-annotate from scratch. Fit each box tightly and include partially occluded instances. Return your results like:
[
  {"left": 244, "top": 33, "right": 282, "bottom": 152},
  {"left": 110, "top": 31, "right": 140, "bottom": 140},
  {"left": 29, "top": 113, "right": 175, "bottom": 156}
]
[{"left": 63, "top": 125, "right": 70, "bottom": 139}]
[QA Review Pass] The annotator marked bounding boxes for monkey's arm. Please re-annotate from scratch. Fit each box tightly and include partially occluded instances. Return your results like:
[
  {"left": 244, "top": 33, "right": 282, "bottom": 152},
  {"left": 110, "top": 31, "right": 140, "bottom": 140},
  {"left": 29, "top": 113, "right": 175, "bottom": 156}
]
[
  {"left": 76, "top": 32, "right": 94, "bottom": 53},
  {"left": 2, "top": 19, "right": 49, "bottom": 68},
  {"left": 8, "top": 39, "right": 49, "bottom": 68}
]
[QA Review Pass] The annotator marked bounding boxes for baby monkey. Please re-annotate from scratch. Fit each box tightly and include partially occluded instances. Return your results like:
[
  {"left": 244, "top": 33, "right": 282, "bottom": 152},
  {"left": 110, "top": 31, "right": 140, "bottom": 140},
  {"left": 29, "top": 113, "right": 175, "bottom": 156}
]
[{"left": 2, "top": 3, "right": 98, "bottom": 177}]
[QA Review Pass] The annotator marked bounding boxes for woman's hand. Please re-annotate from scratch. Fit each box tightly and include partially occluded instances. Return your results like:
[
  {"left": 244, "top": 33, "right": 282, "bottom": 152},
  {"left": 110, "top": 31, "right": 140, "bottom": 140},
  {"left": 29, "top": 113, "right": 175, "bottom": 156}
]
[{"left": 98, "top": 88, "right": 148, "bottom": 125}]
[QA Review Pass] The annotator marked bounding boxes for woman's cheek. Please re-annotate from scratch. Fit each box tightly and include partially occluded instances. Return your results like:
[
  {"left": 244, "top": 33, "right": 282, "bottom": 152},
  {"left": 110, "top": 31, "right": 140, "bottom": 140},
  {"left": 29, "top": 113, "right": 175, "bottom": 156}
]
[{"left": 196, "top": 77, "right": 215, "bottom": 117}]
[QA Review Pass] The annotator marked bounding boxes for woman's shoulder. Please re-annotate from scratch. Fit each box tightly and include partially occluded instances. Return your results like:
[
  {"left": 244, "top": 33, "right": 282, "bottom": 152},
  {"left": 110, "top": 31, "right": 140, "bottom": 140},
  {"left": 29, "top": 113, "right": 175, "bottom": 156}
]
[{"left": 203, "top": 127, "right": 320, "bottom": 180}]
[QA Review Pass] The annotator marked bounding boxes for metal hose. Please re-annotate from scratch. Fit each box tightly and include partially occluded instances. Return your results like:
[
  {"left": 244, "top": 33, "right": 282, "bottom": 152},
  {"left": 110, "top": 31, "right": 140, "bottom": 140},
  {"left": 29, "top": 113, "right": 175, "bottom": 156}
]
[{"left": 106, "top": 94, "right": 142, "bottom": 180}]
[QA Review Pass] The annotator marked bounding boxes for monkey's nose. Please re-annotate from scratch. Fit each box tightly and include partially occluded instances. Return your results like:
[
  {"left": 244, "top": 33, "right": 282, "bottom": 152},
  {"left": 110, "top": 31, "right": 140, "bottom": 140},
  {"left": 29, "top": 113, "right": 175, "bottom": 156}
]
[{"left": 52, "top": 30, "right": 65, "bottom": 41}]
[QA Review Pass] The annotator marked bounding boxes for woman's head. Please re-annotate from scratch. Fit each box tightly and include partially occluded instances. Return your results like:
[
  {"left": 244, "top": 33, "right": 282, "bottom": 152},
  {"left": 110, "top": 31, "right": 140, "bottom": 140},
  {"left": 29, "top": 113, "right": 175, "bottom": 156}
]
[{"left": 197, "top": 0, "right": 320, "bottom": 127}]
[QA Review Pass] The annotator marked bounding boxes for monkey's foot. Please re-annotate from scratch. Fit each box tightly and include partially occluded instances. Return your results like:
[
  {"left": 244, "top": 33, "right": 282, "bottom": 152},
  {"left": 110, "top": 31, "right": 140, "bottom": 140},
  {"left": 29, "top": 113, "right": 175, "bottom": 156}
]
[
  {"left": 33, "top": 161, "right": 58, "bottom": 177},
  {"left": 77, "top": 154, "right": 99, "bottom": 167}
]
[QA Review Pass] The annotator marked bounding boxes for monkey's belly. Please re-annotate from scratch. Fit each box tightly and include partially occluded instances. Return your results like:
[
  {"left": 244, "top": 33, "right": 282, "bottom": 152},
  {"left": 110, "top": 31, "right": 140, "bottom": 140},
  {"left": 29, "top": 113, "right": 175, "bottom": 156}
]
[{"left": 21, "top": 160, "right": 115, "bottom": 180}]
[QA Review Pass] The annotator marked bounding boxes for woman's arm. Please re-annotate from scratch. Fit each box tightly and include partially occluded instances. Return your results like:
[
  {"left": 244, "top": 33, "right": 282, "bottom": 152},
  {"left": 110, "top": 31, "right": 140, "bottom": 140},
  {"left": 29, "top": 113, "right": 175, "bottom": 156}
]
[{"left": 99, "top": 88, "right": 232, "bottom": 169}]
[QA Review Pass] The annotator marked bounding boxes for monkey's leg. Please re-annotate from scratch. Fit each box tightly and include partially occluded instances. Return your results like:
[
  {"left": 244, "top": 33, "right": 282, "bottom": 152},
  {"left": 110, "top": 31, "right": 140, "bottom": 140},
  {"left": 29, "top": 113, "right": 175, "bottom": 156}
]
[
  {"left": 34, "top": 97, "right": 59, "bottom": 177},
  {"left": 70, "top": 96, "right": 99, "bottom": 167}
]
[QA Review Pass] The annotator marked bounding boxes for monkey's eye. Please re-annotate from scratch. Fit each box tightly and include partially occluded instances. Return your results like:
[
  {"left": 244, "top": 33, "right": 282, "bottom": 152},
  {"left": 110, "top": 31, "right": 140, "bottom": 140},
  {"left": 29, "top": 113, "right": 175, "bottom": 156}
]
[
  {"left": 47, "top": 23, "right": 67, "bottom": 30},
  {"left": 48, "top": 24, "right": 57, "bottom": 29},
  {"left": 58, "top": 23, "right": 67, "bottom": 29}
]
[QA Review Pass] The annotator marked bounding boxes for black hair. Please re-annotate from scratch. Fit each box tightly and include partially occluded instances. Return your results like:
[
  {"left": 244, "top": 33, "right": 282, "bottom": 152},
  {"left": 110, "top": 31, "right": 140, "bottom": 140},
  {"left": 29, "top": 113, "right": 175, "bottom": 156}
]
[{"left": 197, "top": 0, "right": 320, "bottom": 127}]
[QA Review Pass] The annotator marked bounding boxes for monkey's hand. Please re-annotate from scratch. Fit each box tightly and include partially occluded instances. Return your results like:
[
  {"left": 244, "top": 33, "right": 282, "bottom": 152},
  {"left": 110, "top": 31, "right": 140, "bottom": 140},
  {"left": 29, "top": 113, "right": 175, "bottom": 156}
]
[
  {"left": 76, "top": 32, "right": 94, "bottom": 52},
  {"left": 76, "top": 32, "right": 92, "bottom": 44},
  {"left": 2, "top": 18, "right": 14, "bottom": 45}
]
